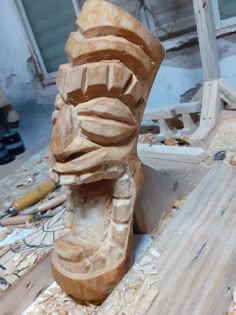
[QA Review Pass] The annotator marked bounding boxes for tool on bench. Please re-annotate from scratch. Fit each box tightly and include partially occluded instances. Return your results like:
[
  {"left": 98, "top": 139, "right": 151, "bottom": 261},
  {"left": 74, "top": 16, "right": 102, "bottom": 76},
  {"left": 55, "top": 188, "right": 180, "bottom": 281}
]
[
  {"left": 0, "top": 213, "right": 54, "bottom": 226},
  {"left": 0, "top": 179, "right": 57, "bottom": 219},
  {"left": 19, "top": 192, "right": 67, "bottom": 215}
]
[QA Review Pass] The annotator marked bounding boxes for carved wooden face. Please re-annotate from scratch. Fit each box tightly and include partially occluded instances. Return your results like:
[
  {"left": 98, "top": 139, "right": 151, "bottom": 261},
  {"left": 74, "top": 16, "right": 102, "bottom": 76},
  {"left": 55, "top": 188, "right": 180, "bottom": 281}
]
[
  {"left": 49, "top": 63, "right": 146, "bottom": 186},
  {"left": 49, "top": 0, "right": 164, "bottom": 186}
]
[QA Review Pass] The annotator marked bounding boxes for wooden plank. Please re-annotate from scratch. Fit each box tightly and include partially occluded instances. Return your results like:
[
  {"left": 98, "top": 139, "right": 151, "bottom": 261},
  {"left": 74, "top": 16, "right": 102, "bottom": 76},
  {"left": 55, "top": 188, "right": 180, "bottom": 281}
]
[
  {"left": 138, "top": 144, "right": 206, "bottom": 164},
  {"left": 0, "top": 255, "right": 53, "bottom": 315},
  {"left": 143, "top": 108, "right": 176, "bottom": 120},
  {"left": 175, "top": 102, "right": 201, "bottom": 114},
  {"left": 143, "top": 102, "right": 201, "bottom": 121},
  {"left": 193, "top": 0, "right": 219, "bottom": 81},
  {"left": 98, "top": 162, "right": 236, "bottom": 314}
]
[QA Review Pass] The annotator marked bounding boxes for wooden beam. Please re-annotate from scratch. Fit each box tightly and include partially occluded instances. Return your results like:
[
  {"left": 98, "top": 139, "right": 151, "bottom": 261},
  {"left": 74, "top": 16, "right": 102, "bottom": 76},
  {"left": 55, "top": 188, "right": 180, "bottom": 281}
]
[
  {"left": 190, "top": 80, "right": 222, "bottom": 146},
  {"left": 193, "top": 0, "right": 220, "bottom": 81},
  {"left": 143, "top": 102, "right": 201, "bottom": 121},
  {"left": 99, "top": 162, "right": 236, "bottom": 314},
  {"left": 143, "top": 108, "right": 176, "bottom": 121},
  {"left": 0, "top": 255, "right": 53, "bottom": 315},
  {"left": 175, "top": 102, "right": 201, "bottom": 114},
  {"left": 138, "top": 144, "right": 206, "bottom": 164}
]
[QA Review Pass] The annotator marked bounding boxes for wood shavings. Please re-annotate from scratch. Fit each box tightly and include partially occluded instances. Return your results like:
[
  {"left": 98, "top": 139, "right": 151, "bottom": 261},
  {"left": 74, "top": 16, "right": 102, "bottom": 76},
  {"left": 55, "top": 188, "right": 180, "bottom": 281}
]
[
  {"left": 24, "top": 284, "right": 97, "bottom": 315},
  {"left": 1, "top": 252, "right": 38, "bottom": 276},
  {"left": 164, "top": 137, "right": 178, "bottom": 146},
  {"left": 230, "top": 155, "right": 236, "bottom": 166},
  {"left": 126, "top": 279, "right": 159, "bottom": 315},
  {"left": 114, "top": 289, "right": 120, "bottom": 306},
  {"left": 0, "top": 229, "right": 12, "bottom": 242},
  {"left": 139, "top": 133, "right": 160, "bottom": 144},
  {"left": 17, "top": 252, "right": 38, "bottom": 270},
  {"left": 0, "top": 244, "right": 11, "bottom": 256}
]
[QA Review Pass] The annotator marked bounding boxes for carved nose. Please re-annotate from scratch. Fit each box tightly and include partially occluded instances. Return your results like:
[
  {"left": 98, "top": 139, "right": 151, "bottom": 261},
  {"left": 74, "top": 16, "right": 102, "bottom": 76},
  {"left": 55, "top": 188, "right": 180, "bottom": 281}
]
[
  {"left": 50, "top": 105, "right": 79, "bottom": 162},
  {"left": 50, "top": 105, "right": 101, "bottom": 163}
]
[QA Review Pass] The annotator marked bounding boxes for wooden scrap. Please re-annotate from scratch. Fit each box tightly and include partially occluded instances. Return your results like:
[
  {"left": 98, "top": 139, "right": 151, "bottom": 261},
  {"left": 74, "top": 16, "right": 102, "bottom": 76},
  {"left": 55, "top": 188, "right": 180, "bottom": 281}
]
[
  {"left": 23, "top": 283, "right": 97, "bottom": 315},
  {"left": 138, "top": 144, "right": 206, "bottom": 164},
  {"left": 164, "top": 137, "right": 177, "bottom": 146}
]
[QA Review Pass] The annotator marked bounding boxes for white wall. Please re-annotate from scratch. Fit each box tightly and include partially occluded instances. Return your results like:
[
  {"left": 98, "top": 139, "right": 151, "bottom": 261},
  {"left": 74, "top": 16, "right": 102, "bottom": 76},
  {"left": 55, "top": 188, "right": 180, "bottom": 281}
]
[
  {"left": 0, "top": 0, "right": 236, "bottom": 111},
  {"left": 148, "top": 34, "right": 236, "bottom": 110},
  {"left": 0, "top": 0, "right": 56, "bottom": 107}
]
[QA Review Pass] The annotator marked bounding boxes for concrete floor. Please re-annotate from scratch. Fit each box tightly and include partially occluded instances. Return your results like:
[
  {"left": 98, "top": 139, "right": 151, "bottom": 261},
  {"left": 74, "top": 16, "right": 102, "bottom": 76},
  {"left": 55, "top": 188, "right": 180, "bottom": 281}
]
[{"left": 0, "top": 102, "right": 54, "bottom": 179}]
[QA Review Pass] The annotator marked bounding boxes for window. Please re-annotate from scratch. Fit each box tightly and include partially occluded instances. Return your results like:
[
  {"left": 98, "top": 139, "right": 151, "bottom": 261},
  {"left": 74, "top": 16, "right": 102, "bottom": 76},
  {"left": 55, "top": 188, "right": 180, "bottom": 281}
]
[
  {"left": 123, "top": 0, "right": 197, "bottom": 41},
  {"left": 16, "top": 0, "right": 79, "bottom": 83},
  {"left": 213, "top": 0, "right": 236, "bottom": 30}
]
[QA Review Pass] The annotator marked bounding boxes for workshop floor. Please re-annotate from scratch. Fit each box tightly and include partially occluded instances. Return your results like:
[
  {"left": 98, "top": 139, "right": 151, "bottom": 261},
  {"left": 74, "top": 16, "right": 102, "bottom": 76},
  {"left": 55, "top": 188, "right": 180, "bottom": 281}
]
[{"left": 0, "top": 102, "right": 54, "bottom": 179}]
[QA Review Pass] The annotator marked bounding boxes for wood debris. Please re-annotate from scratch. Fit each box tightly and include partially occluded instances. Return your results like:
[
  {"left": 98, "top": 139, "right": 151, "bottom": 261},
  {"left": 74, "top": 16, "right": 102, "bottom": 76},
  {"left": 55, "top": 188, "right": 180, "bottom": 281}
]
[
  {"left": 24, "top": 285, "right": 97, "bottom": 315},
  {"left": 230, "top": 155, "right": 236, "bottom": 165},
  {"left": 139, "top": 133, "right": 160, "bottom": 144},
  {"left": 0, "top": 228, "right": 12, "bottom": 242},
  {"left": 164, "top": 137, "right": 177, "bottom": 146}
]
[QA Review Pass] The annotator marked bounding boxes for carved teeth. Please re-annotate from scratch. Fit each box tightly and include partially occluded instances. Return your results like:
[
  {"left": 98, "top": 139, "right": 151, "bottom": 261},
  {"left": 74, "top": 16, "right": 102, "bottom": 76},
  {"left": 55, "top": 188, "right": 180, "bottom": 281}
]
[
  {"left": 112, "top": 199, "right": 131, "bottom": 223},
  {"left": 56, "top": 62, "right": 144, "bottom": 107}
]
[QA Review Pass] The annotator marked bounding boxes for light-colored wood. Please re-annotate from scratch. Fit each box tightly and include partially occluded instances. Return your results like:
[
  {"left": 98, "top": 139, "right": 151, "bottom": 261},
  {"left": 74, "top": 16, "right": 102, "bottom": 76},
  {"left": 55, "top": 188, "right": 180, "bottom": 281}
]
[
  {"left": 99, "top": 162, "right": 236, "bottom": 314},
  {"left": 193, "top": 0, "right": 219, "bottom": 81},
  {"left": 0, "top": 255, "right": 53, "bottom": 315},
  {"left": 138, "top": 144, "right": 206, "bottom": 164},
  {"left": 143, "top": 102, "right": 201, "bottom": 121},
  {"left": 143, "top": 108, "right": 176, "bottom": 120},
  {"left": 49, "top": 0, "right": 164, "bottom": 302},
  {"left": 143, "top": 102, "right": 201, "bottom": 139}
]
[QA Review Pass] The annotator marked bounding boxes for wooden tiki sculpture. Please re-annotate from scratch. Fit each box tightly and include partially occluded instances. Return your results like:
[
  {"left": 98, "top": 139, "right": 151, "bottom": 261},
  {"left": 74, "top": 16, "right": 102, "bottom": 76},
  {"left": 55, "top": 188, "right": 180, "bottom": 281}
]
[{"left": 49, "top": 0, "right": 164, "bottom": 302}]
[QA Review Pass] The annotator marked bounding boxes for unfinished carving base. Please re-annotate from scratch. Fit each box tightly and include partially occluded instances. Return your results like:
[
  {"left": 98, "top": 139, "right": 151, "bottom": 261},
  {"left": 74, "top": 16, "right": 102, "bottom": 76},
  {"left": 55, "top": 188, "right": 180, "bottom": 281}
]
[{"left": 49, "top": 0, "right": 164, "bottom": 302}]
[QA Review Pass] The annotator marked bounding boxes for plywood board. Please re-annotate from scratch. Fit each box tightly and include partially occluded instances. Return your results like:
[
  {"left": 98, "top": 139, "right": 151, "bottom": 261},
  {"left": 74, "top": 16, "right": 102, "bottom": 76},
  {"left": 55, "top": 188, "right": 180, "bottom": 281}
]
[{"left": 99, "top": 162, "right": 236, "bottom": 314}]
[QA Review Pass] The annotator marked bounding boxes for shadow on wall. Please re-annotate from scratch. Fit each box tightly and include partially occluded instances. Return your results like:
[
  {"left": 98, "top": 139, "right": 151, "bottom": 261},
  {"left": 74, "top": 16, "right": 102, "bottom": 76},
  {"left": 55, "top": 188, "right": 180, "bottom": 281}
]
[{"left": 15, "top": 100, "right": 54, "bottom": 154}]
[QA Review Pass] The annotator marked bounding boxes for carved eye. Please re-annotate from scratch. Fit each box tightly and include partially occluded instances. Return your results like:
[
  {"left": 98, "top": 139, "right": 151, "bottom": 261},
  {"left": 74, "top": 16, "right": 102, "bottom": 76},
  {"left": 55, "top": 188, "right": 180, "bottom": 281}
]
[{"left": 79, "top": 116, "right": 137, "bottom": 145}]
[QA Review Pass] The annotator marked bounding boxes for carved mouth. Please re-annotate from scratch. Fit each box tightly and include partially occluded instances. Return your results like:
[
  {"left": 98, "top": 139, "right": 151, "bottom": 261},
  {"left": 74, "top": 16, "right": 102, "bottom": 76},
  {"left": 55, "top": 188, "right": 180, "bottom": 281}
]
[
  {"left": 50, "top": 97, "right": 138, "bottom": 173},
  {"left": 52, "top": 171, "right": 136, "bottom": 301}
]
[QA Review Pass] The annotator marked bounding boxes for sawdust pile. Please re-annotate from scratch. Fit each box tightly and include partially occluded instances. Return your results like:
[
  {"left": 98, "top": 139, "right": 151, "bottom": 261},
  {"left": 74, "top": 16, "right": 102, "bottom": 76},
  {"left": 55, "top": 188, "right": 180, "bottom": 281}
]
[{"left": 25, "top": 286, "right": 97, "bottom": 315}]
